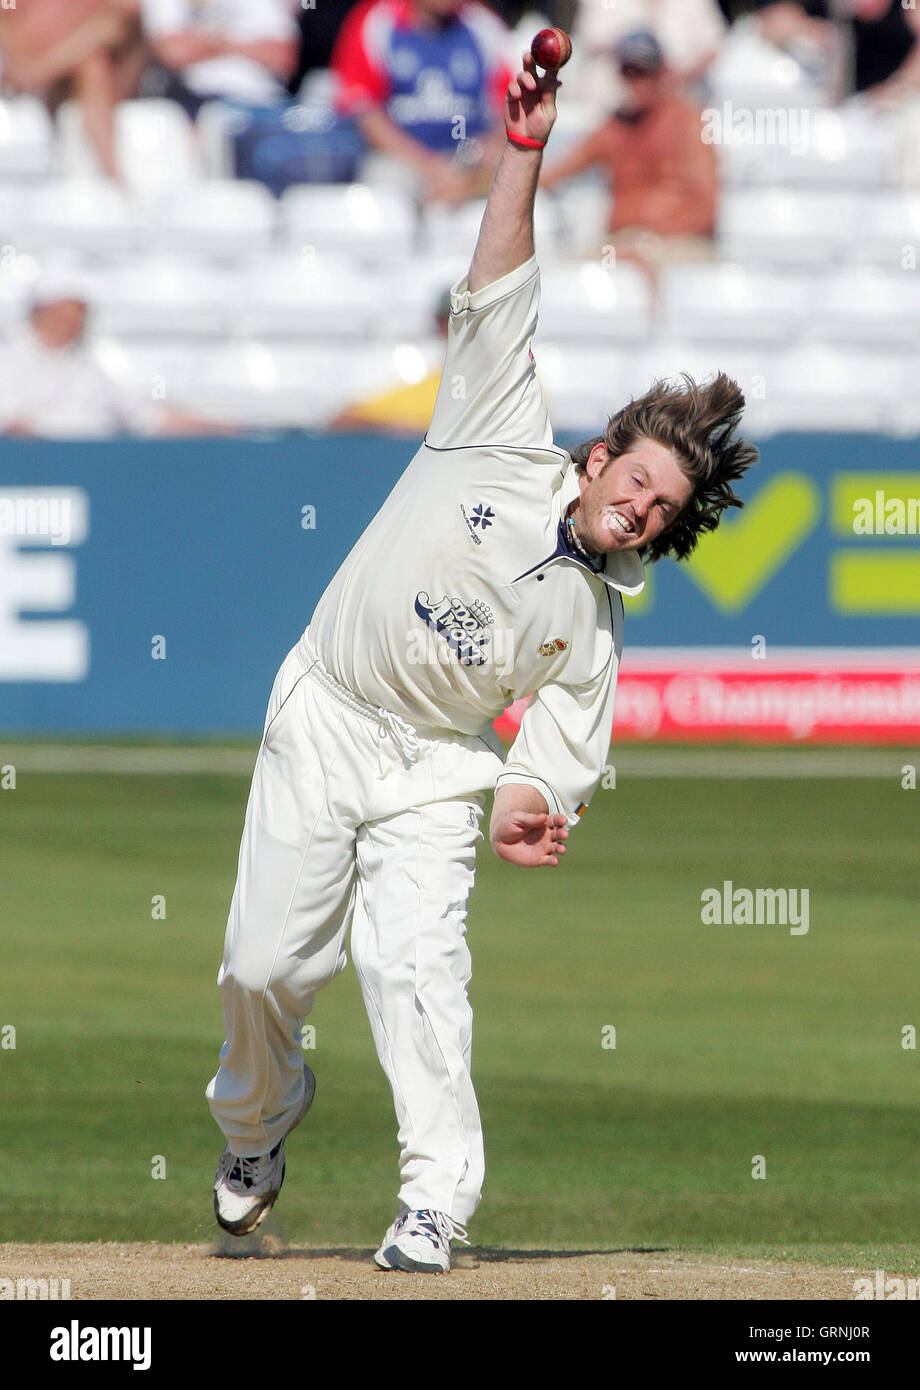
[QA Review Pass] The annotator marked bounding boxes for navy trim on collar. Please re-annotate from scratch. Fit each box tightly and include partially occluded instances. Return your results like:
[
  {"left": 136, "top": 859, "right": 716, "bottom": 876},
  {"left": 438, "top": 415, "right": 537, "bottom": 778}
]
[{"left": 512, "top": 519, "right": 606, "bottom": 584}]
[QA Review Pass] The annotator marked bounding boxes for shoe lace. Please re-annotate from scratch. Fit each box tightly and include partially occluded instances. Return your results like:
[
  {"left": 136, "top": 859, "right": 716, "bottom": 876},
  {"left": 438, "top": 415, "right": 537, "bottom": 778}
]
[
  {"left": 219, "top": 1146, "right": 277, "bottom": 1191},
  {"left": 436, "top": 1212, "right": 470, "bottom": 1248},
  {"left": 400, "top": 1209, "right": 470, "bottom": 1249}
]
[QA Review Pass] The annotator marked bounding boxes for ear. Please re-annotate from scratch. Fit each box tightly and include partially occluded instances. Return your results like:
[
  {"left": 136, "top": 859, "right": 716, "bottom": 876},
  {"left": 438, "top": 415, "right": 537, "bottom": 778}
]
[{"left": 585, "top": 442, "right": 608, "bottom": 482}]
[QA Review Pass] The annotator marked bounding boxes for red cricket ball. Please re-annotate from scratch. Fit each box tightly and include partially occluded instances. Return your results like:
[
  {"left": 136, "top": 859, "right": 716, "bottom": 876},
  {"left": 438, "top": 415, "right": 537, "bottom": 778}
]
[{"left": 530, "top": 27, "right": 572, "bottom": 72}]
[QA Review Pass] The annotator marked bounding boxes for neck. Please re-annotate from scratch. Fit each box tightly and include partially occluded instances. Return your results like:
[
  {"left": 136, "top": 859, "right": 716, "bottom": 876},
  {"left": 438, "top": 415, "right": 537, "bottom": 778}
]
[{"left": 565, "top": 502, "right": 601, "bottom": 562}]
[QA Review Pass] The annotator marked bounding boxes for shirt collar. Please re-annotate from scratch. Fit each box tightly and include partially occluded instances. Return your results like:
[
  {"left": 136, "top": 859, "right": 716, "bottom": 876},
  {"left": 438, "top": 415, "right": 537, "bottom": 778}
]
[{"left": 554, "top": 460, "right": 646, "bottom": 598}]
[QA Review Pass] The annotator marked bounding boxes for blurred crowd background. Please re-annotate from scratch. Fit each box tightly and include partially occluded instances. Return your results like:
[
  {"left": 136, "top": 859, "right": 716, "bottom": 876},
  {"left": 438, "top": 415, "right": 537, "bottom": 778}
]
[{"left": 2, "top": 0, "right": 920, "bottom": 439}]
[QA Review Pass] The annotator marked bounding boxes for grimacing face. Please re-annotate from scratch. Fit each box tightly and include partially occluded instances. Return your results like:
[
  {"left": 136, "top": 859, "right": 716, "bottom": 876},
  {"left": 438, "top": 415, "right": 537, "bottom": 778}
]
[{"left": 570, "top": 438, "right": 694, "bottom": 556}]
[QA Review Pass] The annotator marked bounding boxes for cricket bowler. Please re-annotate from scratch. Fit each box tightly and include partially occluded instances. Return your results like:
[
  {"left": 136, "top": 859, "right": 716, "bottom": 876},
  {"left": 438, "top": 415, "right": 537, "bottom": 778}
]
[{"left": 206, "top": 45, "right": 758, "bottom": 1273}]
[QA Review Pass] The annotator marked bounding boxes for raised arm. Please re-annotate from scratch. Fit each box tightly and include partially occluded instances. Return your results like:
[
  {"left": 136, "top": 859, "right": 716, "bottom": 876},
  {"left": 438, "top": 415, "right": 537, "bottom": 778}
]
[{"left": 468, "top": 52, "right": 560, "bottom": 294}]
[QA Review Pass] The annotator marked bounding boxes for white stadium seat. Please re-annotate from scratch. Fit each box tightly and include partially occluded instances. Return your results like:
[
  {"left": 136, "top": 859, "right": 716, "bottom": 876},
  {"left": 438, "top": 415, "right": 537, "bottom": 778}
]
[
  {"left": 92, "top": 338, "right": 206, "bottom": 412},
  {"left": 420, "top": 198, "right": 486, "bottom": 262},
  {"left": 765, "top": 107, "right": 901, "bottom": 190},
  {"left": 92, "top": 256, "right": 234, "bottom": 337},
  {"left": 190, "top": 339, "right": 433, "bottom": 428},
  {"left": 750, "top": 344, "right": 906, "bottom": 433},
  {"left": 718, "top": 188, "right": 861, "bottom": 266},
  {"left": 850, "top": 191, "right": 920, "bottom": 269},
  {"left": 235, "top": 253, "right": 379, "bottom": 339},
  {"left": 547, "top": 177, "right": 612, "bottom": 259},
  {"left": 810, "top": 267, "right": 920, "bottom": 347},
  {"left": 537, "top": 260, "right": 652, "bottom": 343},
  {"left": 142, "top": 180, "right": 276, "bottom": 259},
  {"left": 532, "top": 342, "right": 652, "bottom": 434},
  {"left": 0, "top": 97, "right": 56, "bottom": 180},
  {"left": 421, "top": 192, "right": 562, "bottom": 261},
  {"left": 15, "top": 180, "right": 144, "bottom": 255},
  {"left": 57, "top": 99, "right": 202, "bottom": 191},
  {"left": 659, "top": 264, "right": 812, "bottom": 345},
  {"left": 716, "top": 106, "right": 901, "bottom": 192},
  {"left": 240, "top": 247, "right": 465, "bottom": 343},
  {"left": 0, "top": 184, "right": 37, "bottom": 244},
  {"left": 367, "top": 253, "right": 464, "bottom": 340},
  {"left": 890, "top": 394, "right": 920, "bottom": 439},
  {"left": 279, "top": 183, "right": 418, "bottom": 264}
]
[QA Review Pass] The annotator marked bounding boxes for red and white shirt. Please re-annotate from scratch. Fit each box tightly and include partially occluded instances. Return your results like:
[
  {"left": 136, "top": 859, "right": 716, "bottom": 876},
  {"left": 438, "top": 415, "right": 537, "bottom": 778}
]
[{"left": 331, "top": 0, "right": 512, "bottom": 151}]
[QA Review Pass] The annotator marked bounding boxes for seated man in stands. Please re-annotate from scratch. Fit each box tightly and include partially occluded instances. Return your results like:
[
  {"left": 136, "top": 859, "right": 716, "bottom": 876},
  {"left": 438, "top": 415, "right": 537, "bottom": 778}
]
[
  {"left": 330, "top": 0, "right": 512, "bottom": 203},
  {"left": 0, "top": 267, "right": 230, "bottom": 439},
  {"left": 141, "top": 0, "right": 299, "bottom": 116},
  {"left": 540, "top": 31, "right": 718, "bottom": 285}
]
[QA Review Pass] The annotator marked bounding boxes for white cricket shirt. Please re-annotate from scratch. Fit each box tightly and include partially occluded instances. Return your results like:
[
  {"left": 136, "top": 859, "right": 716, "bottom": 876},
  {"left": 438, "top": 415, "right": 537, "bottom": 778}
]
[{"left": 303, "top": 255, "right": 646, "bottom": 825}]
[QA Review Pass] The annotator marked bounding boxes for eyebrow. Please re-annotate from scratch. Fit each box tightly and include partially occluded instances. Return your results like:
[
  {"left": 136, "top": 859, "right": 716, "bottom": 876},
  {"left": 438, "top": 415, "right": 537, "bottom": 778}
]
[{"left": 631, "top": 466, "right": 681, "bottom": 512}]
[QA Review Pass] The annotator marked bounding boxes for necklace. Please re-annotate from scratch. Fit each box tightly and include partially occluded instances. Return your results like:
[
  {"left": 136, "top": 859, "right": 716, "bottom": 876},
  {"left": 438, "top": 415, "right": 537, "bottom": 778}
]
[{"left": 566, "top": 512, "right": 602, "bottom": 567}]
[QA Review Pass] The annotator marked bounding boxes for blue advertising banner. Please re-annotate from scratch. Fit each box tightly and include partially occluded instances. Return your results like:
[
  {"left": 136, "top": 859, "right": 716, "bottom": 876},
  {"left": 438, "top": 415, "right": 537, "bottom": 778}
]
[{"left": 0, "top": 431, "right": 917, "bottom": 734}]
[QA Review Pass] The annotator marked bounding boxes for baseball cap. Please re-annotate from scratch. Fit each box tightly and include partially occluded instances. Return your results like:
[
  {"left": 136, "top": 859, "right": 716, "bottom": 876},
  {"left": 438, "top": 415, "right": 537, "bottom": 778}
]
[
  {"left": 615, "top": 30, "right": 664, "bottom": 75},
  {"left": 28, "top": 263, "right": 92, "bottom": 310}
]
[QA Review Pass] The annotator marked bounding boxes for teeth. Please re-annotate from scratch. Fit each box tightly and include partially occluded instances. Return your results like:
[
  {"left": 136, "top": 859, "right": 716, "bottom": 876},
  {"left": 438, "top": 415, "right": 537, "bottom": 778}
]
[{"left": 603, "top": 509, "right": 631, "bottom": 534}]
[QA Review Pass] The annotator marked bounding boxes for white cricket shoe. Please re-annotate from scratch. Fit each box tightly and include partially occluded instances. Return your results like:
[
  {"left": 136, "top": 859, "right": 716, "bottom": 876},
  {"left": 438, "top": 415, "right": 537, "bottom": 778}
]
[
  {"left": 212, "top": 1064, "right": 316, "bottom": 1236},
  {"left": 374, "top": 1208, "right": 469, "bottom": 1273}
]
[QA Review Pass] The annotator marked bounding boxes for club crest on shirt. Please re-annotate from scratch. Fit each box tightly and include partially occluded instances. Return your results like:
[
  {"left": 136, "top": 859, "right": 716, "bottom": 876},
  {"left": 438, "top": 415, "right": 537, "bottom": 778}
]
[
  {"left": 539, "top": 637, "right": 568, "bottom": 657},
  {"left": 460, "top": 502, "right": 495, "bottom": 545},
  {"left": 415, "top": 591, "right": 493, "bottom": 666}
]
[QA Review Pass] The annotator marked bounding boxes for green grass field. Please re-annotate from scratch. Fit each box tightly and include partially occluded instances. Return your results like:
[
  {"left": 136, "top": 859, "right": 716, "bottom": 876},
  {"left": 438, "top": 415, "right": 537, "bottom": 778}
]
[{"left": 1, "top": 748, "right": 918, "bottom": 1273}]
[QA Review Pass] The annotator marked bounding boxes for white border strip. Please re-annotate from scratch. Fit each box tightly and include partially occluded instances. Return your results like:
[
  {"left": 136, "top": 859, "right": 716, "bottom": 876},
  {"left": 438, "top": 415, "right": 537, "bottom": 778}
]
[{"left": 0, "top": 744, "right": 912, "bottom": 779}]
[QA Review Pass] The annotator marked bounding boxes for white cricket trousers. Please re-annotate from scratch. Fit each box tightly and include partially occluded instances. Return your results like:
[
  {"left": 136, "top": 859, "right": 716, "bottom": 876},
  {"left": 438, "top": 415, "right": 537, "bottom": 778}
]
[{"left": 206, "top": 636, "right": 502, "bottom": 1225}]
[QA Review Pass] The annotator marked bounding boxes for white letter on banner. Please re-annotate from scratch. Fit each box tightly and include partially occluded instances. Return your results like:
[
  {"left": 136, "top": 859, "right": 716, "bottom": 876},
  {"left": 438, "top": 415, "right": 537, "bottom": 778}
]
[{"left": 0, "top": 488, "right": 89, "bottom": 680}]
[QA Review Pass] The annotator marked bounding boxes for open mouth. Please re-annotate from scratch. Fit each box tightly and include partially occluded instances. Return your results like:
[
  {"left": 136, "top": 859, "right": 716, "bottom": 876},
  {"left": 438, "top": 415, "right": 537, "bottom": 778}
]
[{"left": 602, "top": 507, "right": 635, "bottom": 538}]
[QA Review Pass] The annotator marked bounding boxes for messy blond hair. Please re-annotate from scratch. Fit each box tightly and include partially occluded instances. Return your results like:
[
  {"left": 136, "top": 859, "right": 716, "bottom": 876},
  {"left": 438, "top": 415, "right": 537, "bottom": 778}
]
[{"left": 571, "top": 372, "right": 758, "bottom": 562}]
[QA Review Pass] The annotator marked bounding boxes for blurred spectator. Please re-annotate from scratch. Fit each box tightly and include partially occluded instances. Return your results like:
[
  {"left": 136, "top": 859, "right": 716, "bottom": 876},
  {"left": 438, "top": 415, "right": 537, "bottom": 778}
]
[
  {"left": 330, "top": 289, "right": 451, "bottom": 433},
  {"left": 541, "top": 32, "right": 717, "bottom": 282},
  {"left": 0, "top": 267, "right": 230, "bottom": 440},
  {"left": 754, "top": 0, "right": 920, "bottom": 105},
  {"left": 0, "top": 0, "right": 145, "bottom": 181},
  {"left": 330, "top": 0, "right": 513, "bottom": 203},
  {"left": 141, "top": 0, "right": 299, "bottom": 116},
  {"left": 572, "top": 0, "right": 727, "bottom": 112}
]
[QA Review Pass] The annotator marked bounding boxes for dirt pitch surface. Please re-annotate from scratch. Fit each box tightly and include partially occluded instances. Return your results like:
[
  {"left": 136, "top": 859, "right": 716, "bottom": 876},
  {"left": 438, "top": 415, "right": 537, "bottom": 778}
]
[{"left": 1, "top": 1238, "right": 870, "bottom": 1300}]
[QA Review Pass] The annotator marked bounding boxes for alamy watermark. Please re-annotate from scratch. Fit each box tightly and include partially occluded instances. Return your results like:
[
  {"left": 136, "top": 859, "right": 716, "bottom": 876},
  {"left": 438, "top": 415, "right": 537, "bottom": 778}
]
[
  {"left": 853, "top": 1270, "right": 920, "bottom": 1300},
  {"left": 50, "top": 1321, "right": 151, "bottom": 1370},
  {"left": 852, "top": 490, "right": 920, "bottom": 535},
  {"left": 0, "top": 1275, "right": 71, "bottom": 1299},
  {"left": 0, "top": 493, "right": 73, "bottom": 546},
  {"left": 701, "top": 101, "right": 812, "bottom": 156},
  {"left": 701, "top": 881, "right": 809, "bottom": 935}
]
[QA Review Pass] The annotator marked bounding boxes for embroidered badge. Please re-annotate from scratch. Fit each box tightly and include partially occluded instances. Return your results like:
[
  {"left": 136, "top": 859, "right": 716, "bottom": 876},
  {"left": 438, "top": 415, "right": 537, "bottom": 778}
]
[{"left": 460, "top": 502, "right": 495, "bottom": 544}]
